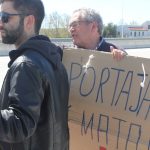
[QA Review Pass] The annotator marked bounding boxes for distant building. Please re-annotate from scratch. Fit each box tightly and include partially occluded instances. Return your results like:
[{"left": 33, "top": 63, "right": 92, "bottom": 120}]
[{"left": 117, "top": 21, "right": 150, "bottom": 38}]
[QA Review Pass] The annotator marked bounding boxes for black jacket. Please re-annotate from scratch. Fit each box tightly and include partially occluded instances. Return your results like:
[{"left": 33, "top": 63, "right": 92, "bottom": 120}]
[
  {"left": 97, "top": 37, "right": 117, "bottom": 52},
  {"left": 0, "top": 35, "right": 69, "bottom": 150},
  {"left": 97, "top": 37, "right": 127, "bottom": 55}
]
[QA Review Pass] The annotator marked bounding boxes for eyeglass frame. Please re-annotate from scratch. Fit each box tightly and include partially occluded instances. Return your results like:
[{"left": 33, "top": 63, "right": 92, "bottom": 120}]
[
  {"left": 0, "top": 12, "right": 29, "bottom": 23},
  {"left": 68, "top": 20, "right": 92, "bottom": 29}
]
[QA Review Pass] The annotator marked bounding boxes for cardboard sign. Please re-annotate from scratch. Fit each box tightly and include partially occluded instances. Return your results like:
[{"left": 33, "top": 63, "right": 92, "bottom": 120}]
[{"left": 62, "top": 48, "right": 150, "bottom": 150}]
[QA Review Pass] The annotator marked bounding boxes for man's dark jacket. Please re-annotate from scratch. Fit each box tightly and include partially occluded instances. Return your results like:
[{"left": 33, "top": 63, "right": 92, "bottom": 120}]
[
  {"left": 0, "top": 35, "right": 69, "bottom": 150},
  {"left": 97, "top": 37, "right": 117, "bottom": 52}
]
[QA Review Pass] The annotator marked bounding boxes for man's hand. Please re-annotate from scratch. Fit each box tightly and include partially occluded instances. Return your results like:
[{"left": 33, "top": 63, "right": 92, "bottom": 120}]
[{"left": 110, "top": 46, "right": 127, "bottom": 61}]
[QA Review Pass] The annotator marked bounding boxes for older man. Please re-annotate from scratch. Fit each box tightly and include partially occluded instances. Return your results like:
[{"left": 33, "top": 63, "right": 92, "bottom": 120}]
[{"left": 68, "top": 8, "right": 127, "bottom": 60}]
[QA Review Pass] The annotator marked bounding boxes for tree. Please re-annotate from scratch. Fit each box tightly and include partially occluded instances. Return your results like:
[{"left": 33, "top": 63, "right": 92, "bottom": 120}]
[
  {"left": 103, "top": 23, "right": 117, "bottom": 38},
  {"left": 41, "top": 12, "right": 70, "bottom": 38}
]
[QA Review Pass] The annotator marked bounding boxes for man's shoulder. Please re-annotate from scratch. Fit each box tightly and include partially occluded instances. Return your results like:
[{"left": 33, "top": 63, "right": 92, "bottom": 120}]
[
  {"left": 103, "top": 40, "right": 117, "bottom": 48},
  {"left": 98, "top": 39, "right": 117, "bottom": 52},
  {"left": 10, "top": 50, "right": 43, "bottom": 68}
]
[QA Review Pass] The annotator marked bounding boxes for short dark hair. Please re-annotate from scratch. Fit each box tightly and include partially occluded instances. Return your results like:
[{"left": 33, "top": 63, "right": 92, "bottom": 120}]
[{"left": 1, "top": 0, "right": 45, "bottom": 34}]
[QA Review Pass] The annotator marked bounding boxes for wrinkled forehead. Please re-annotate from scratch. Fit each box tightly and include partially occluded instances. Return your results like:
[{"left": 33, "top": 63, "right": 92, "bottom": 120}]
[{"left": 69, "top": 11, "right": 84, "bottom": 24}]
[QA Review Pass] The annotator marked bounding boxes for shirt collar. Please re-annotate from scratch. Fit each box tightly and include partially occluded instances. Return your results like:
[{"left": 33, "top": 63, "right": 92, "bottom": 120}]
[{"left": 96, "top": 36, "right": 104, "bottom": 50}]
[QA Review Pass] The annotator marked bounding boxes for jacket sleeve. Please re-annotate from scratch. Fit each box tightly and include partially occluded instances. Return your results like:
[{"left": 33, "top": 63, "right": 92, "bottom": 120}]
[{"left": 0, "top": 62, "right": 44, "bottom": 143}]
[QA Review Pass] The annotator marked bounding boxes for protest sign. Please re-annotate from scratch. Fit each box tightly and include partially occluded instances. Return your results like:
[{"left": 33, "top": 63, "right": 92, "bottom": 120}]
[{"left": 62, "top": 48, "right": 150, "bottom": 150}]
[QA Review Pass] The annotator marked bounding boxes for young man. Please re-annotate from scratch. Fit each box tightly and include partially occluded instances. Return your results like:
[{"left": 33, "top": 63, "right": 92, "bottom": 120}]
[
  {"left": 0, "top": 0, "right": 69, "bottom": 150},
  {"left": 68, "top": 8, "right": 127, "bottom": 60}
]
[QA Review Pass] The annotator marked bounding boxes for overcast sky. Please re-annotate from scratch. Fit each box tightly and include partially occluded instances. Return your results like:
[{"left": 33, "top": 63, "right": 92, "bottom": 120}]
[{"left": 42, "top": 0, "right": 150, "bottom": 25}]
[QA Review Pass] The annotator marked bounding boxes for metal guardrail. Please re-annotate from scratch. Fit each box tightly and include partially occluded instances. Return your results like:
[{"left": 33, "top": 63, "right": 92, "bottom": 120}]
[
  {"left": 0, "top": 37, "right": 150, "bottom": 56},
  {"left": 51, "top": 37, "right": 150, "bottom": 49}
]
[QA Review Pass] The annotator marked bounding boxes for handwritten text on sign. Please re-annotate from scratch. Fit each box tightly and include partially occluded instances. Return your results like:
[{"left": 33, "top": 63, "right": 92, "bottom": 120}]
[{"left": 62, "top": 49, "right": 150, "bottom": 150}]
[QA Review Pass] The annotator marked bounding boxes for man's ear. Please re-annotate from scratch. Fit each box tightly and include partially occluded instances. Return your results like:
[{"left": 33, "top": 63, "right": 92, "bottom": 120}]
[
  {"left": 24, "top": 15, "right": 35, "bottom": 32},
  {"left": 91, "top": 21, "right": 98, "bottom": 32}
]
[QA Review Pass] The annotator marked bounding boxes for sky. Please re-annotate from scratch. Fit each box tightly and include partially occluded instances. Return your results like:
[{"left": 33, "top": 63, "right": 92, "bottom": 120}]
[{"left": 42, "top": 0, "right": 150, "bottom": 25}]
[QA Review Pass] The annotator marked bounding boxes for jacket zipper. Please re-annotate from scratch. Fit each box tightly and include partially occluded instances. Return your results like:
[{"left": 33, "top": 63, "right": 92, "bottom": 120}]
[{"left": 10, "top": 144, "right": 13, "bottom": 150}]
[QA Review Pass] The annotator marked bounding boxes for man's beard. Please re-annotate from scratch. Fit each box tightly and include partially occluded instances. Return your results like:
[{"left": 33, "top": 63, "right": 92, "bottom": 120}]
[{"left": 2, "top": 18, "right": 24, "bottom": 44}]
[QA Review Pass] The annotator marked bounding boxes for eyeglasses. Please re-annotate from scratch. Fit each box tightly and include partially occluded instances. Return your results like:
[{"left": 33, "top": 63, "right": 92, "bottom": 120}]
[
  {"left": 68, "top": 20, "right": 92, "bottom": 29},
  {"left": 0, "top": 12, "right": 25, "bottom": 23}
]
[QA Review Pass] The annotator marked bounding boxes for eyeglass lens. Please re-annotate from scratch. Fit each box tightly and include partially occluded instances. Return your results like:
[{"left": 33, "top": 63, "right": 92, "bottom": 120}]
[
  {"left": 0, "top": 12, "right": 11, "bottom": 23},
  {"left": 0, "top": 12, "right": 25, "bottom": 23}
]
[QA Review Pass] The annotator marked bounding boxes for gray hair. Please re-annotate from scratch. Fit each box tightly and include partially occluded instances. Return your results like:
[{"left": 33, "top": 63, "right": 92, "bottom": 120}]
[{"left": 73, "top": 8, "right": 103, "bottom": 35}]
